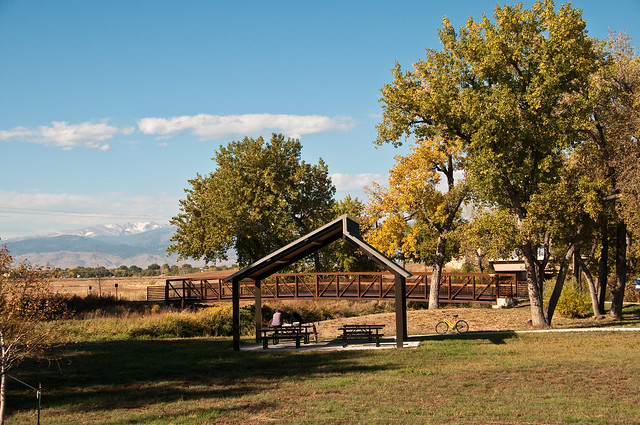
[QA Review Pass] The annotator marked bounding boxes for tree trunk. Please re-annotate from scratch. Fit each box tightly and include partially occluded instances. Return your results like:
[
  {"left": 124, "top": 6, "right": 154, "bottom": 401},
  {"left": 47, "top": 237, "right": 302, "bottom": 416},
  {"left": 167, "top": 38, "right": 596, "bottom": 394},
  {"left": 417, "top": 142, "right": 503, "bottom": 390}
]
[
  {"left": 573, "top": 251, "right": 582, "bottom": 290},
  {"left": 609, "top": 219, "right": 628, "bottom": 320},
  {"left": 597, "top": 219, "right": 609, "bottom": 312},
  {"left": 546, "top": 221, "right": 586, "bottom": 324},
  {"left": 428, "top": 236, "right": 447, "bottom": 309},
  {"left": 522, "top": 243, "right": 547, "bottom": 327},
  {"left": 546, "top": 242, "right": 578, "bottom": 324},
  {"left": 1, "top": 337, "right": 5, "bottom": 425},
  {"left": 476, "top": 250, "right": 484, "bottom": 273},
  {"left": 313, "top": 252, "right": 321, "bottom": 272},
  {"left": 577, "top": 256, "right": 605, "bottom": 318},
  {"left": 0, "top": 367, "right": 5, "bottom": 425}
]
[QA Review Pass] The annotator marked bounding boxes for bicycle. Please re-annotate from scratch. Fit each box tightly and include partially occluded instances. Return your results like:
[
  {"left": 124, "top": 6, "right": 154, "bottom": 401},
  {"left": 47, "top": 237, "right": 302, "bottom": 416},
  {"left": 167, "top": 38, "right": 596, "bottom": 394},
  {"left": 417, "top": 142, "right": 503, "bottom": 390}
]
[{"left": 435, "top": 312, "right": 469, "bottom": 334}]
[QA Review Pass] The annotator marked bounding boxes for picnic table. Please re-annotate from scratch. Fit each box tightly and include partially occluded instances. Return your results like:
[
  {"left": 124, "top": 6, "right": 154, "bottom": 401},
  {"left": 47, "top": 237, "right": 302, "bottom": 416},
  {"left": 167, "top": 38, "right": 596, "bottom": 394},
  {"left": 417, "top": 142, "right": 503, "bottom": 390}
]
[
  {"left": 337, "top": 324, "right": 385, "bottom": 347},
  {"left": 260, "top": 324, "right": 315, "bottom": 349}
]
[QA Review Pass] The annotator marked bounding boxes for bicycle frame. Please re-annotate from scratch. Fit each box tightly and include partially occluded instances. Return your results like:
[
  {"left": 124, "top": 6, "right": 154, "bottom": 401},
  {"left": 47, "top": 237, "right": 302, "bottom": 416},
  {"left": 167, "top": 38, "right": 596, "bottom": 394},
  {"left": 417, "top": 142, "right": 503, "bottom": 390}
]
[
  {"left": 436, "top": 313, "right": 469, "bottom": 335},
  {"left": 442, "top": 317, "right": 457, "bottom": 328}
]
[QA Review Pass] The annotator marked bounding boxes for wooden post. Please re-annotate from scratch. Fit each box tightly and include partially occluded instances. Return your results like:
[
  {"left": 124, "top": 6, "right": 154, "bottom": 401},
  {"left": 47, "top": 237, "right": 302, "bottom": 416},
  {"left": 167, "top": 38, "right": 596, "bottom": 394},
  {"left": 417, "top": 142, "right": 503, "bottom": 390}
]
[
  {"left": 394, "top": 274, "right": 407, "bottom": 348},
  {"left": 232, "top": 277, "right": 240, "bottom": 351},
  {"left": 255, "top": 279, "right": 262, "bottom": 343}
]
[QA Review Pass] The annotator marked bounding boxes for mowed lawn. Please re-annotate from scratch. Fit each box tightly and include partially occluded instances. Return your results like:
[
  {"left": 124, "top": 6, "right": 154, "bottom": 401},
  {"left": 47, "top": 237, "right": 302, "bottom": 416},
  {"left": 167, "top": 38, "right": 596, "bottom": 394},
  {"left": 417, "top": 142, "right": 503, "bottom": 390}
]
[{"left": 6, "top": 326, "right": 640, "bottom": 424}]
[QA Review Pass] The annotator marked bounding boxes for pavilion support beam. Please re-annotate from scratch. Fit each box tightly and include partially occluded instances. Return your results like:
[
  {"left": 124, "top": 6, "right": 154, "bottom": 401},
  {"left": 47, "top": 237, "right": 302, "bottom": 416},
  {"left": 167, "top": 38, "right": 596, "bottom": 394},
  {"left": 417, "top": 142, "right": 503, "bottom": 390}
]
[
  {"left": 232, "top": 277, "right": 240, "bottom": 351},
  {"left": 254, "top": 279, "right": 262, "bottom": 343},
  {"left": 394, "top": 274, "right": 407, "bottom": 348}
]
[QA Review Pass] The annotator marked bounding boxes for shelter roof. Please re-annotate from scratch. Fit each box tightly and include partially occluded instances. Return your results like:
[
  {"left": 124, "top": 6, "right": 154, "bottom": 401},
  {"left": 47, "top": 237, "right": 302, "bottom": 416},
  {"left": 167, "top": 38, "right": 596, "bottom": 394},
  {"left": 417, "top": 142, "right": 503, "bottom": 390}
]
[{"left": 223, "top": 215, "right": 411, "bottom": 282}]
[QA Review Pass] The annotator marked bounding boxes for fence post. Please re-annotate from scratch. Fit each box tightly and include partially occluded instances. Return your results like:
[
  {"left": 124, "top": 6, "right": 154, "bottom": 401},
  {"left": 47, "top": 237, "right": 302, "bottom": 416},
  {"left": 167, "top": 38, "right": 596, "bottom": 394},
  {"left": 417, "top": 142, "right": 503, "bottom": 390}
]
[
  {"left": 164, "top": 279, "right": 169, "bottom": 303},
  {"left": 473, "top": 276, "right": 476, "bottom": 301}
]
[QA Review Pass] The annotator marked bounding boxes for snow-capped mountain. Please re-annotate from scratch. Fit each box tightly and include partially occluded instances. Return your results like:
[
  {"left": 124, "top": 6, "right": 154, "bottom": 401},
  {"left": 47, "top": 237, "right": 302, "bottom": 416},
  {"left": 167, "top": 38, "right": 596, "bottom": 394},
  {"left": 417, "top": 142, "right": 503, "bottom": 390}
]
[
  {"left": 47, "top": 222, "right": 164, "bottom": 238},
  {"left": 3, "top": 222, "right": 223, "bottom": 269}
]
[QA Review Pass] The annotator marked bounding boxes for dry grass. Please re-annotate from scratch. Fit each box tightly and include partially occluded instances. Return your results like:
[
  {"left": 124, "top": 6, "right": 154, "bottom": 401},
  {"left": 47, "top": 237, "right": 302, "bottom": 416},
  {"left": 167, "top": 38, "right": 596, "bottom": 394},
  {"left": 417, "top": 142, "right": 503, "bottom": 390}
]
[
  {"left": 51, "top": 276, "right": 167, "bottom": 300},
  {"left": 51, "top": 277, "right": 640, "bottom": 340},
  {"left": 314, "top": 303, "right": 640, "bottom": 339}
]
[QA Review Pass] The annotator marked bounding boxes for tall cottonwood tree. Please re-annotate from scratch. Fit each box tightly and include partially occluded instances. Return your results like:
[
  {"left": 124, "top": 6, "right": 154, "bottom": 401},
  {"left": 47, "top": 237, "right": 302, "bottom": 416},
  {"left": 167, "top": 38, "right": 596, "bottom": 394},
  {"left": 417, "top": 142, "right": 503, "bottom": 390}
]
[
  {"left": 456, "top": 207, "right": 519, "bottom": 273},
  {"left": 376, "top": 0, "right": 601, "bottom": 326},
  {"left": 320, "top": 196, "right": 380, "bottom": 272},
  {"left": 584, "top": 32, "right": 640, "bottom": 319},
  {"left": 364, "top": 137, "right": 467, "bottom": 309},
  {"left": 168, "top": 134, "right": 335, "bottom": 267}
]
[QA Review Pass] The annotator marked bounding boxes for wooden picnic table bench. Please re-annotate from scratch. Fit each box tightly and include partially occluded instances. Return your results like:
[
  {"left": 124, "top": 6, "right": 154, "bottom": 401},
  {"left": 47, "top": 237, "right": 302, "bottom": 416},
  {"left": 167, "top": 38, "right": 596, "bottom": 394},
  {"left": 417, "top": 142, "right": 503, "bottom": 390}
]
[
  {"left": 260, "top": 324, "right": 314, "bottom": 349},
  {"left": 337, "top": 324, "right": 385, "bottom": 347}
]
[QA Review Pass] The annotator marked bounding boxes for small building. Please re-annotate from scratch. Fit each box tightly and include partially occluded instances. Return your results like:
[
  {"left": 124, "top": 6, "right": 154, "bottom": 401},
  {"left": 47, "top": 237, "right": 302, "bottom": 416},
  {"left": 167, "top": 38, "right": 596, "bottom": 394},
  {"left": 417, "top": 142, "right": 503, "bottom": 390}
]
[{"left": 490, "top": 260, "right": 527, "bottom": 283}]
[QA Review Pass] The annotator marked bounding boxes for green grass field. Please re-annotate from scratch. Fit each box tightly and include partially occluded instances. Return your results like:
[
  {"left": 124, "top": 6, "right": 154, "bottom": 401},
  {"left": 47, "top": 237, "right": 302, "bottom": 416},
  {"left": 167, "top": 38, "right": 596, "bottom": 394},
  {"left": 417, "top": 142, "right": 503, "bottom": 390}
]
[{"left": 6, "top": 326, "right": 640, "bottom": 424}]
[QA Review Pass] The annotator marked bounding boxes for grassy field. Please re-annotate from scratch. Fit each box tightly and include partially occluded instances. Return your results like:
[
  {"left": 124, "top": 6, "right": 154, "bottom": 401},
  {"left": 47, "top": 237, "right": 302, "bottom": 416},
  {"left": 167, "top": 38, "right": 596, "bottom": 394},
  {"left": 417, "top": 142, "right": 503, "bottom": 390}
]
[
  {"left": 51, "top": 276, "right": 168, "bottom": 300},
  {"left": 5, "top": 305, "right": 640, "bottom": 424}
]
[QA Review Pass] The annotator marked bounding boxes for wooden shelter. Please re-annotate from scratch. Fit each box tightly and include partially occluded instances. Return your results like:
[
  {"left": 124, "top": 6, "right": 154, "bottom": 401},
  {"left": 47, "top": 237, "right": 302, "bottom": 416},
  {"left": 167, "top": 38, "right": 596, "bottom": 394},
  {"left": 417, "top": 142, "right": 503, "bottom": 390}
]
[{"left": 223, "top": 214, "right": 412, "bottom": 351}]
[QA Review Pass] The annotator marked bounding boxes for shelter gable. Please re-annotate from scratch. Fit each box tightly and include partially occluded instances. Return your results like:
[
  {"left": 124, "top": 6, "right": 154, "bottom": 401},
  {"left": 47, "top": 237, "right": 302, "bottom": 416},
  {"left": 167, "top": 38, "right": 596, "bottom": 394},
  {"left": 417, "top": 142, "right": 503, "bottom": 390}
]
[{"left": 223, "top": 215, "right": 410, "bottom": 283}]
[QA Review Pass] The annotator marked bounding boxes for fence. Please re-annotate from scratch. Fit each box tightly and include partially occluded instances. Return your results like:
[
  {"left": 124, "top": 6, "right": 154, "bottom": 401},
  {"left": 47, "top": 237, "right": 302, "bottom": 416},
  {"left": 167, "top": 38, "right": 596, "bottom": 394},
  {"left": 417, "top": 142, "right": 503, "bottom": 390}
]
[{"left": 148, "top": 272, "right": 523, "bottom": 305}]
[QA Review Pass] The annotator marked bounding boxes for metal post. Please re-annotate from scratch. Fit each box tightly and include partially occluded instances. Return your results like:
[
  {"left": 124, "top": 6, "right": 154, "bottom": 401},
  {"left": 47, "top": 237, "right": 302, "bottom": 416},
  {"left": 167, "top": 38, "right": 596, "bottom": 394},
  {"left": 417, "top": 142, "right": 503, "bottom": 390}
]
[
  {"left": 5, "top": 374, "right": 41, "bottom": 424},
  {"left": 232, "top": 277, "right": 240, "bottom": 351},
  {"left": 37, "top": 382, "right": 41, "bottom": 425},
  {"left": 394, "top": 274, "right": 407, "bottom": 348},
  {"left": 254, "top": 279, "right": 262, "bottom": 343}
]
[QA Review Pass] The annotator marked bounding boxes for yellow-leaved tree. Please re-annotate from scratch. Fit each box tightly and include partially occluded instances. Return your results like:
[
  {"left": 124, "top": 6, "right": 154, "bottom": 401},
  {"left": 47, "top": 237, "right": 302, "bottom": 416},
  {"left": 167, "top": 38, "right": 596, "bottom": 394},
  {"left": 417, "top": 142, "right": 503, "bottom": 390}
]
[{"left": 364, "top": 137, "right": 467, "bottom": 309}]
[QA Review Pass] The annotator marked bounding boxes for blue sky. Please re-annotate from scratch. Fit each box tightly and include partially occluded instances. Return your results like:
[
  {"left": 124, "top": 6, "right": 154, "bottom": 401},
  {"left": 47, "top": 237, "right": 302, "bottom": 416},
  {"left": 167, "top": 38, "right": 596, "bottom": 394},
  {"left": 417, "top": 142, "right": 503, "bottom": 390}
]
[{"left": 0, "top": 0, "right": 638, "bottom": 239}]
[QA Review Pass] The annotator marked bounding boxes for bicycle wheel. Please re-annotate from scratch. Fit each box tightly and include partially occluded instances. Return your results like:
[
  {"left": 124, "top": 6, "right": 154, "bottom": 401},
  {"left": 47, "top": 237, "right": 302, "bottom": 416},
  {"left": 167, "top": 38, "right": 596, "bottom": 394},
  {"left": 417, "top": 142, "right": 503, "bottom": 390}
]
[
  {"left": 435, "top": 321, "right": 449, "bottom": 334},
  {"left": 455, "top": 320, "right": 469, "bottom": 333}
]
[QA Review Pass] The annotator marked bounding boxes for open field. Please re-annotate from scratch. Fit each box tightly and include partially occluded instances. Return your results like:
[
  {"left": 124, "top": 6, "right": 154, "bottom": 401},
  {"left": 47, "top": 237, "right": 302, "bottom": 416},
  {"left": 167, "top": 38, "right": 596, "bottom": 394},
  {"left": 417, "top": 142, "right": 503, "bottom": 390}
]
[
  {"left": 5, "top": 304, "right": 640, "bottom": 424},
  {"left": 52, "top": 276, "right": 169, "bottom": 300}
]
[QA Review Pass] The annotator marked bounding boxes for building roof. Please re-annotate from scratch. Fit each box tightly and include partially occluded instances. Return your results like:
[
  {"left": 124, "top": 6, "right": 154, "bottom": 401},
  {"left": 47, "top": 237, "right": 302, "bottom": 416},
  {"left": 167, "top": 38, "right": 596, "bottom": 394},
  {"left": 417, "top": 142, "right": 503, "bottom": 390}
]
[{"left": 223, "top": 214, "right": 411, "bottom": 282}]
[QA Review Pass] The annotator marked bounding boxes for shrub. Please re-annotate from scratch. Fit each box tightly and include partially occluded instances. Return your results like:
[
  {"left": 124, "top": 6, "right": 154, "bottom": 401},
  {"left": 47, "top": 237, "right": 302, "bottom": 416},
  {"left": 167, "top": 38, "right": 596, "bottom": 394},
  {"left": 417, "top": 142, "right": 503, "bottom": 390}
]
[
  {"left": 547, "top": 281, "right": 592, "bottom": 318},
  {"left": 261, "top": 300, "right": 395, "bottom": 324},
  {"left": 129, "top": 306, "right": 253, "bottom": 338}
]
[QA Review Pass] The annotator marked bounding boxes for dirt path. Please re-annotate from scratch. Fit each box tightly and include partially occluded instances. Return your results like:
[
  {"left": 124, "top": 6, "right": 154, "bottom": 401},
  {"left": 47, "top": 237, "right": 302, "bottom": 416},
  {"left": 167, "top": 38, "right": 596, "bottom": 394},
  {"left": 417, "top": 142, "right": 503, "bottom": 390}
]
[{"left": 314, "top": 304, "right": 640, "bottom": 339}]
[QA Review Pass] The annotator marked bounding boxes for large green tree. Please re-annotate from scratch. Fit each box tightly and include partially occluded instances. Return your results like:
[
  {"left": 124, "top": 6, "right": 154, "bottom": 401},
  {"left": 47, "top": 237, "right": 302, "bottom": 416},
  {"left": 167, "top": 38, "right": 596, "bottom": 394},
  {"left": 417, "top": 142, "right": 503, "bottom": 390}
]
[
  {"left": 581, "top": 32, "right": 640, "bottom": 319},
  {"left": 318, "top": 195, "right": 380, "bottom": 272},
  {"left": 168, "top": 134, "right": 335, "bottom": 267},
  {"left": 376, "top": 1, "right": 601, "bottom": 326}
]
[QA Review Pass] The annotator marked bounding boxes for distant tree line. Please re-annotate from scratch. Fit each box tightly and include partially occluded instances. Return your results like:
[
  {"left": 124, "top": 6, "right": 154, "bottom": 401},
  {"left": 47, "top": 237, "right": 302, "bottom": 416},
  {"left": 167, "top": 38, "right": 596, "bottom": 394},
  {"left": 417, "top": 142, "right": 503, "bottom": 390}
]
[{"left": 58, "top": 263, "right": 235, "bottom": 278}]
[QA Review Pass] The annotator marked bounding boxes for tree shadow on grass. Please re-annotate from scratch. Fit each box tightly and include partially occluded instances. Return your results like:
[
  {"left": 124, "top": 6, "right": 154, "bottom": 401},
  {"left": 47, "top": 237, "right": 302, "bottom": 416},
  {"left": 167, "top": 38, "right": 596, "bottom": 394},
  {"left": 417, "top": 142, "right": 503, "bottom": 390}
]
[
  {"left": 553, "top": 303, "right": 640, "bottom": 329},
  {"left": 7, "top": 338, "right": 393, "bottom": 417},
  {"left": 419, "top": 331, "right": 518, "bottom": 345}
]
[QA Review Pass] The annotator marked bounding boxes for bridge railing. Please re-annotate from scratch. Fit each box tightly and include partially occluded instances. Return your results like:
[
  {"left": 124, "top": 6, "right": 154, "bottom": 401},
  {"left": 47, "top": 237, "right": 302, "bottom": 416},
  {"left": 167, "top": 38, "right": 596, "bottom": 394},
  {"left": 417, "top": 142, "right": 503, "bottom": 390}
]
[{"left": 154, "top": 272, "right": 520, "bottom": 305}]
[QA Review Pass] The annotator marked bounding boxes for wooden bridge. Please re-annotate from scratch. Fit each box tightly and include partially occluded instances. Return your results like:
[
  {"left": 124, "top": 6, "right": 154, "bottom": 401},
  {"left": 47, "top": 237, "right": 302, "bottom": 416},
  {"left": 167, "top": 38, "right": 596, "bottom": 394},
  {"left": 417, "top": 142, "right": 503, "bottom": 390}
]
[{"left": 147, "top": 272, "right": 525, "bottom": 306}]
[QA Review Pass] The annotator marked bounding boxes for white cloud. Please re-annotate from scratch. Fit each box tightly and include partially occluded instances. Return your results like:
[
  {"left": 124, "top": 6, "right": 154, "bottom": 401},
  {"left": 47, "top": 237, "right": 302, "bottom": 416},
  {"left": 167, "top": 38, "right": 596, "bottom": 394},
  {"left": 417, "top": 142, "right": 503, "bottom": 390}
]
[
  {"left": 137, "top": 113, "right": 355, "bottom": 140},
  {"left": 0, "top": 190, "right": 178, "bottom": 239},
  {"left": 0, "top": 121, "right": 133, "bottom": 150},
  {"left": 330, "top": 173, "right": 385, "bottom": 192}
]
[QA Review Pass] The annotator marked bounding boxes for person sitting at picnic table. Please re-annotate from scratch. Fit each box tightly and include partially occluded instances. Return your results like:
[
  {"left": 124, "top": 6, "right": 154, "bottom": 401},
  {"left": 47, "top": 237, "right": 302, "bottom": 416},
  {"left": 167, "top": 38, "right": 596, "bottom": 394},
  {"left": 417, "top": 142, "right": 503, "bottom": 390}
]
[
  {"left": 270, "top": 309, "right": 282, "bottom": 328},
  {"left": 291, "top": 311, "right": 303, "bottom": 326}
]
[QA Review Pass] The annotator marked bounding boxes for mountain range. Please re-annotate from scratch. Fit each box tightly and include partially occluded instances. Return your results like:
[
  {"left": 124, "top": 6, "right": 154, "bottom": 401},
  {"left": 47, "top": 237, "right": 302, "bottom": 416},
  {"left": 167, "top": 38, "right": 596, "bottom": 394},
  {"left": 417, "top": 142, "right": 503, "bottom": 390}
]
[{"left": 3, "top": 222, "right": 222, "bottom": 269}]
